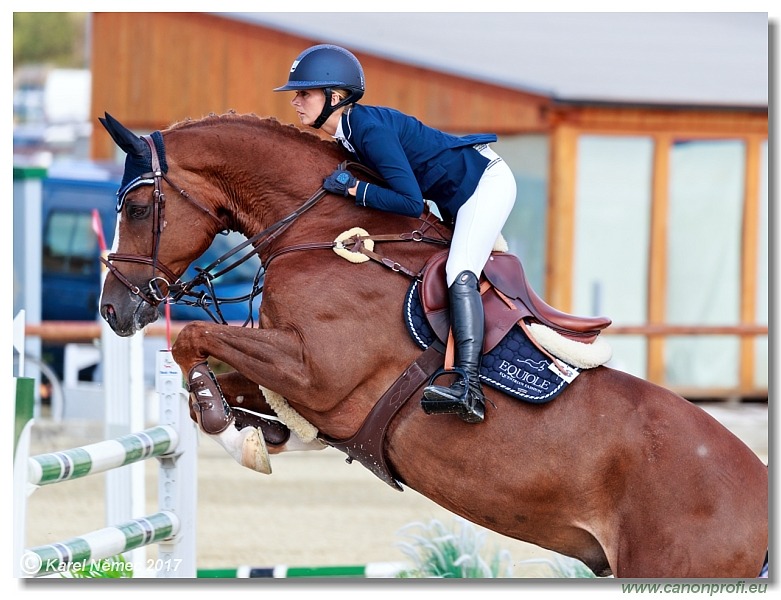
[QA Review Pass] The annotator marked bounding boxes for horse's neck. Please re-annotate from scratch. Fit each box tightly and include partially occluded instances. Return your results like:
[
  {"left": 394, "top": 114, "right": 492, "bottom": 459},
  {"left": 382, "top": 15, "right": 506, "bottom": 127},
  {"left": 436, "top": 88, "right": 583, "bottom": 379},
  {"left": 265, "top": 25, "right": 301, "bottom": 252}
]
[{"left": 224, "top": 136, "right": 341, "bottom": 236}]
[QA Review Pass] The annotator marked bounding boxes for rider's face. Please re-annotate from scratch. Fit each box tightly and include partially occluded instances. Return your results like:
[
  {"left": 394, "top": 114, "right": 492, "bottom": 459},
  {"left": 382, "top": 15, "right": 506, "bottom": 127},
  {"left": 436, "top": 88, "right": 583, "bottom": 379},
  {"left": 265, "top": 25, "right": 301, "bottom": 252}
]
[{"left": 290, "top": 89, "right": 326, "bottom": 127}]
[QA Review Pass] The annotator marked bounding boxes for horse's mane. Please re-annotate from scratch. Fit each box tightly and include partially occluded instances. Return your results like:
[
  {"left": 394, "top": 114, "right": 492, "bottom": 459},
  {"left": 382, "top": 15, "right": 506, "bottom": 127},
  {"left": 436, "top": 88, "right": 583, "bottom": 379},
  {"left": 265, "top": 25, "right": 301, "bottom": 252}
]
[{"left": 167, "top": 111, "right": 335, "bottom": 150}]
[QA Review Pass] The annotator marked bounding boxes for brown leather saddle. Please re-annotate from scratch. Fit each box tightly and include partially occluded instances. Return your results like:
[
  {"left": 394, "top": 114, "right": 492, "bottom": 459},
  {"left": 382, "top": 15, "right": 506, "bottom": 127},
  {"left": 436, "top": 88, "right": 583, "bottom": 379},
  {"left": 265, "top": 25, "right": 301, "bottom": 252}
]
[{"left": 419, "top": 250, "right": 611, "bottom": 349}]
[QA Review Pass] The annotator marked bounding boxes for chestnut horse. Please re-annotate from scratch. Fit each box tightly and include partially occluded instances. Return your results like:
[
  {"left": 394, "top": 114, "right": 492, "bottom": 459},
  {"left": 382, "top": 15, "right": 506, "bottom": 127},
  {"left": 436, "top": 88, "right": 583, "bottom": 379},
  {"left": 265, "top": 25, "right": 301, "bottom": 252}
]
[{"left": 98, "top": 112, "right": 767, "bottom": 578}]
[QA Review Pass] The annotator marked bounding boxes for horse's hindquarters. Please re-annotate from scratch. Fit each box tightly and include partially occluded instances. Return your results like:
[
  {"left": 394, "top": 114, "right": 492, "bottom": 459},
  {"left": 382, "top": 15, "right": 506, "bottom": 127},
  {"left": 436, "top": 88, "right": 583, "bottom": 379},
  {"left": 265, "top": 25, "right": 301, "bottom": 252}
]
[{"left": 387, "top": 367, "right": 768, "bottom": 578}]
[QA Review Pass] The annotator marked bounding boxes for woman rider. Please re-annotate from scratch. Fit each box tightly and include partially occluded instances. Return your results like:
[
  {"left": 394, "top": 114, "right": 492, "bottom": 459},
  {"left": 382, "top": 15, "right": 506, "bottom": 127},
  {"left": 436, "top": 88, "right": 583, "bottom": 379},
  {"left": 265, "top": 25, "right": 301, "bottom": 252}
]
[{"left": 274, "top": 44, "right": 517, "bottom": 423}]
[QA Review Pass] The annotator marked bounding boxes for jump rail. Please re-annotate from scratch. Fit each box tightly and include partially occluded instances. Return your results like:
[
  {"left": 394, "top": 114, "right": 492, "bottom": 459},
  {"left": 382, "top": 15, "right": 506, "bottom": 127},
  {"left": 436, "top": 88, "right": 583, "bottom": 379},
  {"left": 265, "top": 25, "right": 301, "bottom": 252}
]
[
  {"left": 28, "top": 426, "right": 179, "bottom": 486},
  {"left": 23, "top": 512, "right": 181, "bottom": 577},
  {"left": 14, "top": 337, "right": 197, "bottom": 579}
]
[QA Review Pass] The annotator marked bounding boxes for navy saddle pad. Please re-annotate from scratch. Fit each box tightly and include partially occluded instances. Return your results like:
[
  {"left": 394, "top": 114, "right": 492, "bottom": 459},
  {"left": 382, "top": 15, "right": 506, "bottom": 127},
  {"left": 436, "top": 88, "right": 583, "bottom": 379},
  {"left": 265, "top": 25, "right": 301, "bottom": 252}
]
[{"left": 404, "top": 279, "right": 578, "bottom": 404}]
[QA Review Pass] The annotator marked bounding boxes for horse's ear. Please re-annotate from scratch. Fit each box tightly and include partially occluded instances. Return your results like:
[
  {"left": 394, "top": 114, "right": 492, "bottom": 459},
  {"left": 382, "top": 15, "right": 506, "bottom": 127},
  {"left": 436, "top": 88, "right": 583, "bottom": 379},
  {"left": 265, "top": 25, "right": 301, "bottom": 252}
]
[{"left": 99, "top": 112, "right": 147, "bottom": 158}]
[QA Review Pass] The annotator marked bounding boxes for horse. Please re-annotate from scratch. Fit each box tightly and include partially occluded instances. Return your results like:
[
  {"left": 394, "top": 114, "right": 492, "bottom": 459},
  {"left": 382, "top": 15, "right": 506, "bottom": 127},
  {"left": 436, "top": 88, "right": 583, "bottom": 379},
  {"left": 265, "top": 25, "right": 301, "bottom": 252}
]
[{"left": 97, "top": 112, "right": 767, "bottom": 578}]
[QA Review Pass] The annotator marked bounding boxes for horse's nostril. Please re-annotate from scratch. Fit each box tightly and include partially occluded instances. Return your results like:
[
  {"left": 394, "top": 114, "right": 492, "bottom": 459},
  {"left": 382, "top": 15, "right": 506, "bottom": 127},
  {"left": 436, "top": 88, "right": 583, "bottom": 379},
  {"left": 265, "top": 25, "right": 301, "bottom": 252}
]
[{"left": 100, "top": 304, "right": 116, "bottom": 325}]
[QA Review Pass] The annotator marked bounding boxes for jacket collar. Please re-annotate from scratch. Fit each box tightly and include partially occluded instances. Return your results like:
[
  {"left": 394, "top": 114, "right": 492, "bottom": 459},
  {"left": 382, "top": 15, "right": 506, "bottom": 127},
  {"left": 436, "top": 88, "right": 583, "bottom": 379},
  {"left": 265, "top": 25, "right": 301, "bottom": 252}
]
[{"left": 335, "top": 106, "right": 356, "bottom": 154}]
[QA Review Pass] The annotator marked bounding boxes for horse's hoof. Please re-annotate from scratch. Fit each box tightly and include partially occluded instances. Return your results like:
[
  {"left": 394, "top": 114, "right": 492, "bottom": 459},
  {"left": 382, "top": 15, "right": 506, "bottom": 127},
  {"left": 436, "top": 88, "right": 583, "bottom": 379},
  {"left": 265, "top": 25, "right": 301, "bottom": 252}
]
[
  {"left": 209, "top": 423, "right": 271, "bottom": 474},
  {"left": 240, "top": 426, "right": 272, "bottom": 474}
]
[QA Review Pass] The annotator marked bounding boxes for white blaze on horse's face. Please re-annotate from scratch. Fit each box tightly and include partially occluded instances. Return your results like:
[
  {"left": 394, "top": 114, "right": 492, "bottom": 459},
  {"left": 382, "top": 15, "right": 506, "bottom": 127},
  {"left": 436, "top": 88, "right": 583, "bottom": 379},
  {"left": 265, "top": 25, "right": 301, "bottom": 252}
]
[
  {"left": 97, "top": 210, "right": 123, "bottom": 310},
  {"left": 110, "top": 209, "right": 122, "bottom": 254}
]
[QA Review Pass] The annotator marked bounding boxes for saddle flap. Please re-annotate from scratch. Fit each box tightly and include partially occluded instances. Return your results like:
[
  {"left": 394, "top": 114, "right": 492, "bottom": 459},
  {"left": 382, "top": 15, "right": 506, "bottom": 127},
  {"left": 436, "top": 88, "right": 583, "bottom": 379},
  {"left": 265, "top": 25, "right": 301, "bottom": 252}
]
[
  {"left": 420, "top": 249, "right": 612, "bottom": 345},
  {"left": 419, "top": 250, "right": 526, "bottom": 353}
]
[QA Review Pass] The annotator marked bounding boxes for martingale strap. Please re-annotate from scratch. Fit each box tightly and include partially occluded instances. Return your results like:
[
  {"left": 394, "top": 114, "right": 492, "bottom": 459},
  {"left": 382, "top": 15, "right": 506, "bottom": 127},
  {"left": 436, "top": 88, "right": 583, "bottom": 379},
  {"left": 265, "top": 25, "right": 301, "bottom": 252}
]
[{"left": 321, "top": 346, "right": 444, "bottom": 490}]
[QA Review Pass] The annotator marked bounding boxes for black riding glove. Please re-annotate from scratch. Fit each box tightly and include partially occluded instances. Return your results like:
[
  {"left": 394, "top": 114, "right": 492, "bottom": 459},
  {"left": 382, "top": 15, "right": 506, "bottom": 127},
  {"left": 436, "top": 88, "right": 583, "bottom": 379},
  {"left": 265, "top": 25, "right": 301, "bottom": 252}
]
[{"left": 323, "top": 168, "right": 357, "bottom": 197}]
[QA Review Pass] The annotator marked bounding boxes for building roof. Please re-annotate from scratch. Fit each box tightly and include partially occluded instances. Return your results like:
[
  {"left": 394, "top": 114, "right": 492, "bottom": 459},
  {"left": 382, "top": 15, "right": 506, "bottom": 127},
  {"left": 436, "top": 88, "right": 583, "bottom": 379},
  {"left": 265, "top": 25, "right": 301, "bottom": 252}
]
[{"left": 217, "top": 12, "right": 768, "bottom": 108}]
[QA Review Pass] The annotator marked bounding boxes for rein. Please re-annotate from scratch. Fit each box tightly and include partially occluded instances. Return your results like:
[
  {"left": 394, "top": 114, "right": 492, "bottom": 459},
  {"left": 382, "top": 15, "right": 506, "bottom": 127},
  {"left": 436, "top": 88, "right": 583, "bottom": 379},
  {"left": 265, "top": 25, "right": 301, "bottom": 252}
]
[{"left": 105, "top": 139, "right": 450, "bottom": 321}]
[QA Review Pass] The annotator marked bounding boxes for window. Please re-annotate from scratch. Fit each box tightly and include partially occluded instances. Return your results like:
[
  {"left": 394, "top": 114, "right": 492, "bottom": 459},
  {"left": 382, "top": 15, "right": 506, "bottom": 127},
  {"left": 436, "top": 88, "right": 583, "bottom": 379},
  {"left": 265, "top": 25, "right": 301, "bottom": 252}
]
[
  {"left": 42, "top": 210, "right": 99, "bottom": 275},
  {"left": 665, "top": 140, "right": 744, "bottom": 388},
  {"left": 493, "top": 134, "right": 548, "bottom": 293},
  {"left": 573, "top": 135, "right": 654, "bottom": 378}
]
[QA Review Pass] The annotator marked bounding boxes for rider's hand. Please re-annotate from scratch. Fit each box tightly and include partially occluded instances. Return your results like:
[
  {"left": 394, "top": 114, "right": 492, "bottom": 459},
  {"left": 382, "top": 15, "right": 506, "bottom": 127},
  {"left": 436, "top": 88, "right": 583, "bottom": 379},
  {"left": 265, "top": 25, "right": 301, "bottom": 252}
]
[{"left": 323, "top": 168, "right": 358, "bottom": 197}]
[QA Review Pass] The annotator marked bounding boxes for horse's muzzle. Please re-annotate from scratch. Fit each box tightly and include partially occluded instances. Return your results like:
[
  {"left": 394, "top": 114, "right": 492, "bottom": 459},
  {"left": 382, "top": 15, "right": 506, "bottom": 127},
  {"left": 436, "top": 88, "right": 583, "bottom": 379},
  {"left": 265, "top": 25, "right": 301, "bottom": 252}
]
[{"left": 100, "top": 296, "right": 159, "bottom": 337}]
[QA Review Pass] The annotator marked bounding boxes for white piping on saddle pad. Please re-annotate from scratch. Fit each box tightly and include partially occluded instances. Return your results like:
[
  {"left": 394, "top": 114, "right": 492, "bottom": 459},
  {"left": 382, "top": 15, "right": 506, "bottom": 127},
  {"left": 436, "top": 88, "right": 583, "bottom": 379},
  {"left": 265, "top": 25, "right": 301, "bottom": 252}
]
[
  {"left": 258, "top": 384, "right": 319, "bottom": 443},
  {"left": 527, "top": 322, "right": 612, "bottom": 370}
]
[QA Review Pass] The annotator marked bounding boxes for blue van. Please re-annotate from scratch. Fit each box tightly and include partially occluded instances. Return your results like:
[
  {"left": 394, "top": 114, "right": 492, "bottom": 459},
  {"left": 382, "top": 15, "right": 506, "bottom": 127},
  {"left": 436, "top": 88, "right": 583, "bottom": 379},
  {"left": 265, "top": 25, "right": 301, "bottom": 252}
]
[{"left": 41, "top": 172, "right": 262, "bottom": 324}]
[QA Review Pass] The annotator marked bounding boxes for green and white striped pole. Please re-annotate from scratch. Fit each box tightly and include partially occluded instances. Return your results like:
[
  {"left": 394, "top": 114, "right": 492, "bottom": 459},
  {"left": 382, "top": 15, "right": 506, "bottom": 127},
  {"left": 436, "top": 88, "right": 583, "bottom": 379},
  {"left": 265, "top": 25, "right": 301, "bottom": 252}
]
[
  {"left": 22, "top": 511, "right": 180, "bottom": 577},
  {"left": 28, "top": 426, "right": 179, "bottom": 486},
  {"left": 197, "top": 562, "right": 407, "bottom": 578}
]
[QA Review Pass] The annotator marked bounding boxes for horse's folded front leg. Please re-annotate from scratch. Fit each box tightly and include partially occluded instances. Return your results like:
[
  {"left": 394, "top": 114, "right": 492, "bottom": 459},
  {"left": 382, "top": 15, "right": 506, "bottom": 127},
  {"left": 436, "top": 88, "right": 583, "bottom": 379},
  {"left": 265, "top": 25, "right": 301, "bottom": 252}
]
[
  {"left": 187, "top": 362, "right": 233, "bottom": 434},
  {"left": 184, "top": 362, "right": 324, "bottom": 474},
  {"left": 186, "top": 361, "right": 273, "bottom": 473}
]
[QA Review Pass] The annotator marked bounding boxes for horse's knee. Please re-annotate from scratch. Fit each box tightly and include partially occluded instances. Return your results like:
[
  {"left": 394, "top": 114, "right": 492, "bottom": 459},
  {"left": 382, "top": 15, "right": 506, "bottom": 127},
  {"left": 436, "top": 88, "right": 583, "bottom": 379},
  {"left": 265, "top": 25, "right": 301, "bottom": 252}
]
[{"left": 171, "top": 321, "right": 210, "bottom": 366}]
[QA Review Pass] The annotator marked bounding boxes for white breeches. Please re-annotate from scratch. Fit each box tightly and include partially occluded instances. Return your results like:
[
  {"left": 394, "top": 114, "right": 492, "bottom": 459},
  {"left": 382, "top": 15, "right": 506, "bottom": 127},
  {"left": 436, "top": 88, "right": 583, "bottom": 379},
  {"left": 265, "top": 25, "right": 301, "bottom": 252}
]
[{"left": 446, "top": 145, "right": 517, "bottom": 286}]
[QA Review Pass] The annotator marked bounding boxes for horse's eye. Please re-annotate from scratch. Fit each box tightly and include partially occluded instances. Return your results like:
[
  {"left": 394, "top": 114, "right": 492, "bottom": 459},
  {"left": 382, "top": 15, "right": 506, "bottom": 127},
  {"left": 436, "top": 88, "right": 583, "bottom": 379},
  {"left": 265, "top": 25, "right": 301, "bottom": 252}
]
[{"left": 127, "top": 203, "right": 152, "bottom": 220}]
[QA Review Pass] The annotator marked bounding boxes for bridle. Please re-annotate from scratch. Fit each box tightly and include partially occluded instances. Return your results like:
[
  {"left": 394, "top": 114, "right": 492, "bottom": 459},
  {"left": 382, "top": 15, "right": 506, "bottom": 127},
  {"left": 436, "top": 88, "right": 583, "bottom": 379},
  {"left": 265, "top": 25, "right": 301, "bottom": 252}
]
[
  {"left": 102, "top": 133, "right": 342, "bottom": 312},
  {"left": 104, "top": 133, "right": 451, "bottom": 321},
  {"left": 101, "top": 134, "right": 228, "bottom": 306}
]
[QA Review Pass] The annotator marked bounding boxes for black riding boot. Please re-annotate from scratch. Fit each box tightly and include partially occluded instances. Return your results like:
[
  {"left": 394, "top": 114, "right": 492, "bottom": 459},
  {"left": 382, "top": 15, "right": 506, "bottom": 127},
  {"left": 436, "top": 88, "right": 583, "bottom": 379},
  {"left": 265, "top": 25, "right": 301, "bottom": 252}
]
[{"left": 421, "top": 270, "right": 486, "bottom": 423}]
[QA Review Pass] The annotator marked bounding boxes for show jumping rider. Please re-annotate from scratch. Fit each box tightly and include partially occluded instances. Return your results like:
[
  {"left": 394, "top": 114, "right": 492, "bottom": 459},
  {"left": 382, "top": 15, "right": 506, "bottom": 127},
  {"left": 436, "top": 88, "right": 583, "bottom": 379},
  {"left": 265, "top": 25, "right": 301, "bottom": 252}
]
[{"left": 274, "top": 44, "right": 517, "bottom": 423}]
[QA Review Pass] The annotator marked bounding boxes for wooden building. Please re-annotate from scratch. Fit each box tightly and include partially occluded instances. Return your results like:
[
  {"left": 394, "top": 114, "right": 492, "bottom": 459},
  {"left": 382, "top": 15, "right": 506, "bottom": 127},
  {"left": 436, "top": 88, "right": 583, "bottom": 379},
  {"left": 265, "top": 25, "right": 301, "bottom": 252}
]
[{"left": 89, "top": 12, "right": 768, "bottom": 400}]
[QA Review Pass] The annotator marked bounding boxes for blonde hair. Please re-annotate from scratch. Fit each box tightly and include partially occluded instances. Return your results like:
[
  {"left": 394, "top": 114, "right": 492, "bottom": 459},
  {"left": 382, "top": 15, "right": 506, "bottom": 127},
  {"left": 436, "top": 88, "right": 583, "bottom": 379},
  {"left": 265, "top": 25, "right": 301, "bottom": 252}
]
[{"left": 332, "top": 88, "right": 351, "bottom": 103}]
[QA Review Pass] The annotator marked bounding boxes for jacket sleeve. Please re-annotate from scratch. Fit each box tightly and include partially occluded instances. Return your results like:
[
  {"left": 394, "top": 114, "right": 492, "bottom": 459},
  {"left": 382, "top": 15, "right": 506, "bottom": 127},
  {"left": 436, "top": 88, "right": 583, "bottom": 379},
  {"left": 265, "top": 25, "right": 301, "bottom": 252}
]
[{"left": 353, "top": 125, "right": 425, "bottom": 218}]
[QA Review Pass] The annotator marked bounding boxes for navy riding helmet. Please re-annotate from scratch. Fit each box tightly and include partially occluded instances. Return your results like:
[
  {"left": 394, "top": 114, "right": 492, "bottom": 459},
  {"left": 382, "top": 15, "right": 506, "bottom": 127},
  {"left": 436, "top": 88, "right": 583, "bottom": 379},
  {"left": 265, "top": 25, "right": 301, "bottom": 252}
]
[{"left": 274, "top": 44, "right": 365, "bottom": 129}]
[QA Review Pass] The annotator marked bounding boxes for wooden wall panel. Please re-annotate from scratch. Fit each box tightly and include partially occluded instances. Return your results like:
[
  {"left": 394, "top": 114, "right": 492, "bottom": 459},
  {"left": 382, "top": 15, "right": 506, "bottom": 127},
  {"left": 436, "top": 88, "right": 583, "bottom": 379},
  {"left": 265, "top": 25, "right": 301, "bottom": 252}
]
[
  {"left": 545, "top": 124, "right": 578, "bottom": 309},
  {"left": 647, "top": 134, "right": 672, "bottom": 384},
  {"left": 739, "top": 136, "right": 763, "bottom": 390},
  {"left": 90, "top": 13, "right": 549, "bottom": 159},
  {"left": 558, "top": 104, "right": 767, "bottom": 137}
]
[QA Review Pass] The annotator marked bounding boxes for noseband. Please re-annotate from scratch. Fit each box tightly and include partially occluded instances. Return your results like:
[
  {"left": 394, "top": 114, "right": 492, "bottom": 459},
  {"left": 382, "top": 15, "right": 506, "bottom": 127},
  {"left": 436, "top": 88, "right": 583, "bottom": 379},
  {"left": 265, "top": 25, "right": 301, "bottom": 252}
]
[{"left": 101, "top": 134, "right": 228, "bottom": 306}]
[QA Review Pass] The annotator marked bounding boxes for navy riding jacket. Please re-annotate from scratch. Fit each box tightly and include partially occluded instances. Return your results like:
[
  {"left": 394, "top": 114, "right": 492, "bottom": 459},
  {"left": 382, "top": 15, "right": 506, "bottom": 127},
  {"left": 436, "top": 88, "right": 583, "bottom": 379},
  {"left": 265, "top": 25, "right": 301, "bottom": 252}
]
[{"left": 339, "top": 104, "right": 497, "bottom": 224}]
